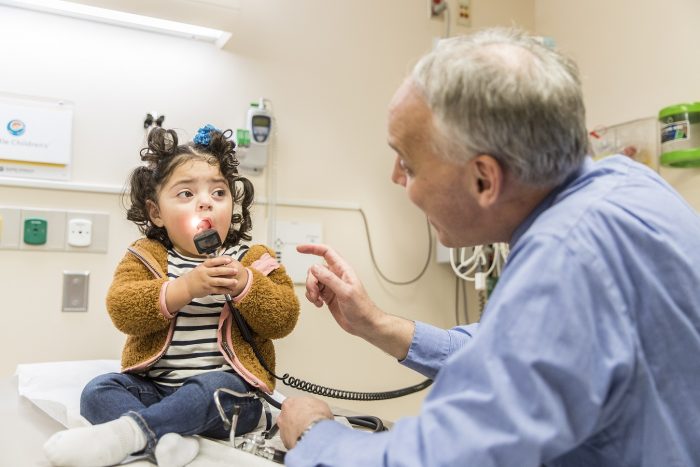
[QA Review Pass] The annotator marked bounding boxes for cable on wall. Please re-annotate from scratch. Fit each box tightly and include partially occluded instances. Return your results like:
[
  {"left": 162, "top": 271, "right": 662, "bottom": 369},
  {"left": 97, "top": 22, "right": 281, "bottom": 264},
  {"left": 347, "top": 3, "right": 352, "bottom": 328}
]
[
  {"left": 263, "top": 99, "right": 278, "bottom": 249},
  {"left": 449, "top": 243, "right": 509, "bottom": 318},
  {"left": 359, "top": 208, "right": 432, "bottom": 285},
  {"left": 271, "top": 201, "right": 434, "bottom": 286}
]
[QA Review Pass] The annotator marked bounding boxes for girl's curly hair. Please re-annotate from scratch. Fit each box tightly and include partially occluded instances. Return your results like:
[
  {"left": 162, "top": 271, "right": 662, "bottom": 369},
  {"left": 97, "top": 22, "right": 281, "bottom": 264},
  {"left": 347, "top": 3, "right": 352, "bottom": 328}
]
[{"left": 123, "top": 127, "right": 254, "bottom": 249}]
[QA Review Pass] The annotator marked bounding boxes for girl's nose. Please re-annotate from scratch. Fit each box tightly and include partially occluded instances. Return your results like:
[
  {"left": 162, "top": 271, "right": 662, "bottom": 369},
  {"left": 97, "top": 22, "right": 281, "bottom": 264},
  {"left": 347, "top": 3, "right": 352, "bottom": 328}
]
[{"left": 197, "top": 196, "right": 213, "bottom": 211}]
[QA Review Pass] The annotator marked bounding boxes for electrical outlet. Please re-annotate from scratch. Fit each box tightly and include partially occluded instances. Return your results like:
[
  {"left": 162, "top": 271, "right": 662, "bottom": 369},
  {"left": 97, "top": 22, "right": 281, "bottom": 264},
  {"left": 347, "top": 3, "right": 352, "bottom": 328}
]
[
  {"left": 62, "top": 271, "right": 89, "bottom": 312},
  {"left": 20, "top": 209, "right": 65, "bottom": 251},
  {"left": 65, "top": 211, "right": 109, "bottom": 253},
  {"left": 67, "top": 218, "right": 92, "bottom": 247},
  {"left": 0, "top": 207, "right": 21, "bottom": 249},
  {"left": 456, "top": 0, "right": 471, "bottom": 27}
]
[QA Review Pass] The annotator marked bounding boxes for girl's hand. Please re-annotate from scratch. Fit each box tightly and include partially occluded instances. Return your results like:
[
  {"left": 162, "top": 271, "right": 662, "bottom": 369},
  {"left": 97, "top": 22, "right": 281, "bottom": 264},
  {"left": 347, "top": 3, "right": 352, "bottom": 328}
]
[
  {"left": 165, "top": 256, "right": 251, "bottom": 314},
  {"left": 225, "top": 257, "right": 249, "bottom": 297},
  {"left": 183, "top": 256, "right": 239, "bottom": 298}
]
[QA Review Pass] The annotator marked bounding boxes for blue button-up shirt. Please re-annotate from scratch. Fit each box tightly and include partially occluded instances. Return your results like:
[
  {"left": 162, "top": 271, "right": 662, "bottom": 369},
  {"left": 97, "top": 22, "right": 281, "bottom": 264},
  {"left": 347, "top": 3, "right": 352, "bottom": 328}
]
[{"left": 286, "top": 156, "right": 700, "bottom": 466}]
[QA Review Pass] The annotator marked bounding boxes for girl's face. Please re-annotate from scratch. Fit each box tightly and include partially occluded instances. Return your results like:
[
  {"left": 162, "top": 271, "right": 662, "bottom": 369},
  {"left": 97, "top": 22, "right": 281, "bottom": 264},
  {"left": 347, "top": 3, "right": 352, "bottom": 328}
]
[{"left": 148, "top": 158, "right": 233, "bottom": 257}]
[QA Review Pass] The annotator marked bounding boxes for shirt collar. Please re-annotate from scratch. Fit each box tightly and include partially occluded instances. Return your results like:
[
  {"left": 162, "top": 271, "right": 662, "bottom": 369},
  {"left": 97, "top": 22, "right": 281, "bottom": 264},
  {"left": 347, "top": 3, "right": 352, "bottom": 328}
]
[{"left": 509, "top": 157, "right": 593, "bottom": 248}]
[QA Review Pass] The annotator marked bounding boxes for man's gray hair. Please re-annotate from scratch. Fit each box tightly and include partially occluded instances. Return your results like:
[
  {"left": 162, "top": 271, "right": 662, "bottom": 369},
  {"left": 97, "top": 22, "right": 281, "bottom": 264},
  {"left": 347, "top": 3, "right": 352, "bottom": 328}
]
[{"left": 411, "top": 28, "right": 589, "bottom": 186}]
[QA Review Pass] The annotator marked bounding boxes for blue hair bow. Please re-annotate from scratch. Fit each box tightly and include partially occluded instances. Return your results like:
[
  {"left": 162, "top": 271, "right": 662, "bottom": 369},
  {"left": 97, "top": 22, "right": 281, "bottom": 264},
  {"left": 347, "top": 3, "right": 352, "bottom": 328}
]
[{"left": 193, "top": 124, "right": 220, "bottom": 146}]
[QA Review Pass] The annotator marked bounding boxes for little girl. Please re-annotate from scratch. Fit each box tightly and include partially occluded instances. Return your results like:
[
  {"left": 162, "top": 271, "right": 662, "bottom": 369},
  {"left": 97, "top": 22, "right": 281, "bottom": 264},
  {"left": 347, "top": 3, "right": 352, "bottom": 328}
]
[{"left": 44, "top": 125, "right": 300, "bottom": 467}]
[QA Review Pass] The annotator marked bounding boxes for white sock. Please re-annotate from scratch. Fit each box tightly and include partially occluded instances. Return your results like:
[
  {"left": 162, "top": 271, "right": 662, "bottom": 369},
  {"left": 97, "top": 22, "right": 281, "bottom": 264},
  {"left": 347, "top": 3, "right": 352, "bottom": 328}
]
[
  {"left": 43, "top": 416, "right": 147, "bottom": 467},
  {"left": 154, "top": 433, "right": 199, "bottom": 467}
]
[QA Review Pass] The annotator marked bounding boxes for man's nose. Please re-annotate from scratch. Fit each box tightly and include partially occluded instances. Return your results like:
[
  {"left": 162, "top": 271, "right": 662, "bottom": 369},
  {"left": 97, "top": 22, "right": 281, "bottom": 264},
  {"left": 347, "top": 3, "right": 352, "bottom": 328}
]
[{"left": 391, "top": 157, "right": 406, "bottom": 187}]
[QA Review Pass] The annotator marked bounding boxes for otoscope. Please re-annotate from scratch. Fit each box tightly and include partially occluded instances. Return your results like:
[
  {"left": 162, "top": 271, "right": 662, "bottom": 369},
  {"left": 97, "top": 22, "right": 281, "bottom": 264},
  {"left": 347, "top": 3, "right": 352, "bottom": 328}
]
[
  {"left": 193, "top": 227, "right": 255, "bottom": 344},
  {"left": 195, "top": 228, "right": 288, "bottom": 463}
]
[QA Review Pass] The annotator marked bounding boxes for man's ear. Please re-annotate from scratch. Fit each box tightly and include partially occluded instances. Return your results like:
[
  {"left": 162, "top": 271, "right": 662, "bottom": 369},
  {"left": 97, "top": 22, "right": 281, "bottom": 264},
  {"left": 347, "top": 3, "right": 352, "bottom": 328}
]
[
  {"left": 146, "top": 200, "right": 164, "bottom": 227},
  {"left": 471, "top": 155, "right": 503, "bottom": 208}
]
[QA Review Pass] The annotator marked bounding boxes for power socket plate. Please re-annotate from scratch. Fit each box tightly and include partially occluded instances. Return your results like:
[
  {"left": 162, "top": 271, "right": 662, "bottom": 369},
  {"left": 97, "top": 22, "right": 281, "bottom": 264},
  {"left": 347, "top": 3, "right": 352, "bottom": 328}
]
[
  {"left": 0, "top": 207, "right": 109, "bottom": 253},
  {"left": 62, "top": 271, "right": 89, "bottom": 312},
  {"left": 457, "top": 0, "right": 471, "bottom": 27}
]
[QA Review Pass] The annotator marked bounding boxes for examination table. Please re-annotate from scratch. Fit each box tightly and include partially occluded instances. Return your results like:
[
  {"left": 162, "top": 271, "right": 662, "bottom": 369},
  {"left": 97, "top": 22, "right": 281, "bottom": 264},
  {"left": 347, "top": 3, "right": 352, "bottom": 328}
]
[{"left": 2, "top": 360, "right": 281, "bottom": 466}]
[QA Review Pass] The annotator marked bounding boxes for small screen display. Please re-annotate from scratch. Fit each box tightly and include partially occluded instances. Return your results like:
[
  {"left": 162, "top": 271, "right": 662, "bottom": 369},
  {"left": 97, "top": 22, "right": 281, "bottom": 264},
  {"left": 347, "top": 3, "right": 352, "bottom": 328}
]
[
  {"left": 252, "top": 115, "right": 271, "bottom": 127},
  {"left": 194, "top": 229, "right": 221, "bottom": 254}
]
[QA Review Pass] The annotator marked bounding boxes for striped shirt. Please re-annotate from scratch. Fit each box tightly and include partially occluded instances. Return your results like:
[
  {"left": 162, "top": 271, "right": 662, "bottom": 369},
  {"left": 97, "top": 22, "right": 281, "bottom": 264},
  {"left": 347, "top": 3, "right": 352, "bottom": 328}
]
[{"left": 146, "top": 243, "right": 249, "bottom": 387}]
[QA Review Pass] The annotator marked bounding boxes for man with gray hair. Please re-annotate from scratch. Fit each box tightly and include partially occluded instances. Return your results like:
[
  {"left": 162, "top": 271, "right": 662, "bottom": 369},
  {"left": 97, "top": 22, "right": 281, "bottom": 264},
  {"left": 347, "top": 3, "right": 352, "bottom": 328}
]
[{"left": 277, "top": 28, "right": 700, "bottom": 466}]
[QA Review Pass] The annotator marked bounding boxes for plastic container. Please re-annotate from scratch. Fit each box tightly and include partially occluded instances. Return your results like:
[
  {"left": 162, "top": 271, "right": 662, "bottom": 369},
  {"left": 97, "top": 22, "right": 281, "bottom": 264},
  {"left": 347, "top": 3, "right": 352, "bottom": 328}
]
[
  {"left": 658, "top": 102, "right": 700, "bottom": 167},
  {"left": 589, "top": 117, "right": 658, "bottom": 170}
]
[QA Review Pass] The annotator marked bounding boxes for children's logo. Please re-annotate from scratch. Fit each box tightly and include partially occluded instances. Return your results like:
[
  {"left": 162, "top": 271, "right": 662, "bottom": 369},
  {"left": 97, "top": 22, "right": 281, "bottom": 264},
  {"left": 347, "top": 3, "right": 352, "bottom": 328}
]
[{"left": 6, "top": 119, "right": 26, "bottom": 136}]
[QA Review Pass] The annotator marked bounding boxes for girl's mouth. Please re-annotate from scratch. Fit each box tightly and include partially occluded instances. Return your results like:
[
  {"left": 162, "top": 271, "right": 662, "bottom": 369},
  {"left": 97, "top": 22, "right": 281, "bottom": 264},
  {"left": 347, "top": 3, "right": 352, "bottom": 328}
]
[{"left": 195, "top": 218, "right": 212, "bottom": 232}]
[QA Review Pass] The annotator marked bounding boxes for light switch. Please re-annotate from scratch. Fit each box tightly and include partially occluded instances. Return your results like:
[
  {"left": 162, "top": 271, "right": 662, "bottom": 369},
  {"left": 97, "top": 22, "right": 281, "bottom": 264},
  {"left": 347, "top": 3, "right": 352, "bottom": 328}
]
[{"left": 62, "top": 271, "right": 89, "bottom": 312}]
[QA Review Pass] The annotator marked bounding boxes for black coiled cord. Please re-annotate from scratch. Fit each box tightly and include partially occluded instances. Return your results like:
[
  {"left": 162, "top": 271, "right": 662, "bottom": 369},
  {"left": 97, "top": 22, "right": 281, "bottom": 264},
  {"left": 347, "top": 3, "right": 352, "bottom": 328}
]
[
  {"left": 345, "top": 415, "right": 386, "bottom": 432},
  {"left": 279, "top": 373, "right": 433, "bottom": 401},
  {"left": 226, "top": 297, "right": 433, "bottom": 402}
]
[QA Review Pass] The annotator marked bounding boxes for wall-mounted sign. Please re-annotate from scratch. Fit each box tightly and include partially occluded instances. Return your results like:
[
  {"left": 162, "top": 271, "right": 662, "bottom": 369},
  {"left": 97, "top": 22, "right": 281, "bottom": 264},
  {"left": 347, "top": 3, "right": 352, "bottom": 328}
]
[{"left": 0, "top": 94, "right": 73, "bottom": 180}]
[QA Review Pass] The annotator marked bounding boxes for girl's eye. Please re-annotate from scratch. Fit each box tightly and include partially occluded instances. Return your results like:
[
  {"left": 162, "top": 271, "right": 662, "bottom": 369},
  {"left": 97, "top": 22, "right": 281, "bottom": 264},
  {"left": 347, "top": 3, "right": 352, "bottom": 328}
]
[
  {"left": 213, "top": 189, "right": 227, "bottom": 197},
  {"left": 177, "top": 190, "right": 193, "bottom": 198}
]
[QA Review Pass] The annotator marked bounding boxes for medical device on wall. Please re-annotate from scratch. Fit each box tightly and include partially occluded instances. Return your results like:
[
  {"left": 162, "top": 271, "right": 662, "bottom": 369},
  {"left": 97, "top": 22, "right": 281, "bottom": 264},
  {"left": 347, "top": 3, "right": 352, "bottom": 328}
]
[
  {"left": 235, "top": 98, "right": 280, "bottom": 250},
  {"left": 450, "top": 243, "right": 509, "bottom": 318},
  {"left": 236, "top": 98, "right": 272, "bottom": 173}
]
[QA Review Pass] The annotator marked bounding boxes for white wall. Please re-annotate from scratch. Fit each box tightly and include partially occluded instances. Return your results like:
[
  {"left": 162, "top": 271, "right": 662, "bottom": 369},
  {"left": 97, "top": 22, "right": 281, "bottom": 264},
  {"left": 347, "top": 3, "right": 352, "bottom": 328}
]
[
  {"left": 535, "top": 0, "right": 700, "bottom": 208},
  {"left": 0, "top": 0, "right": 534, "bottom": 421}
]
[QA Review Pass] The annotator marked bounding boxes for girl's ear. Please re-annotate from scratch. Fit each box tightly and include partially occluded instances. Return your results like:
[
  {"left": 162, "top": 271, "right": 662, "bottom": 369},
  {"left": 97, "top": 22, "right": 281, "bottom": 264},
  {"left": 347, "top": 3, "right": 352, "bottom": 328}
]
[{"left": 146, "top": 200, "right": 164, "bottom": 227}]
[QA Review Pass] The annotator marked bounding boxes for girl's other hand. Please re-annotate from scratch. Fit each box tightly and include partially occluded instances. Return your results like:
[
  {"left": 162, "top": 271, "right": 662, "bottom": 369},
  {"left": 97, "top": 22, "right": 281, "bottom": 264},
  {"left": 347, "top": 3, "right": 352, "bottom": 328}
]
[{"left": 184, "top": 256, "right": 238, "bottom": 298}]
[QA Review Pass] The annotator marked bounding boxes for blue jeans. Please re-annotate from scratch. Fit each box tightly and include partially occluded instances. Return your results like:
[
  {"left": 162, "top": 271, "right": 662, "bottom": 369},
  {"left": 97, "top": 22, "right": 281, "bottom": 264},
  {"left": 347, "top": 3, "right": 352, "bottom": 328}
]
[{"left": 80, "top": 371, "right": 263, "bottom": 454}]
